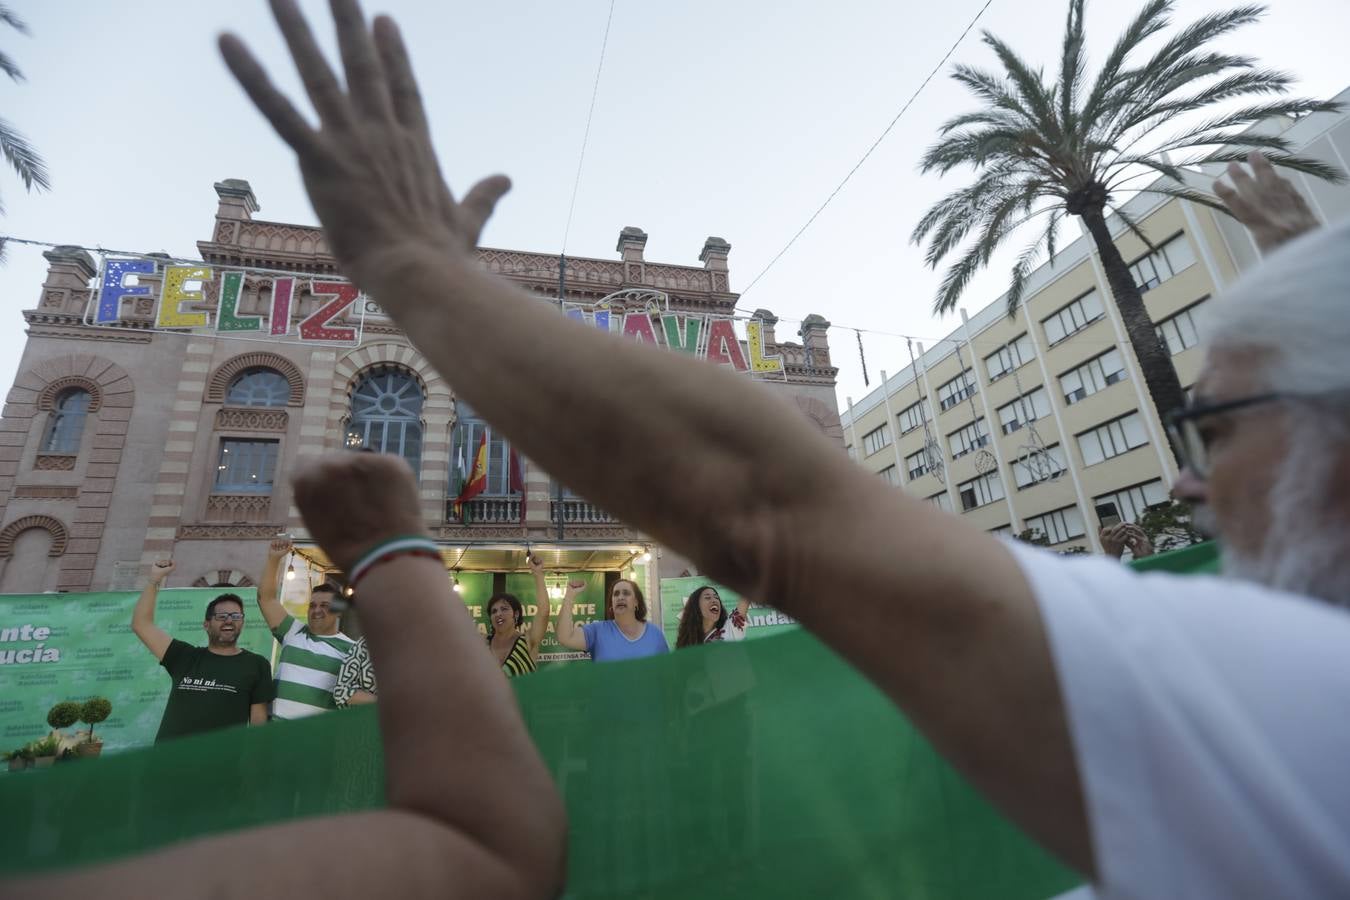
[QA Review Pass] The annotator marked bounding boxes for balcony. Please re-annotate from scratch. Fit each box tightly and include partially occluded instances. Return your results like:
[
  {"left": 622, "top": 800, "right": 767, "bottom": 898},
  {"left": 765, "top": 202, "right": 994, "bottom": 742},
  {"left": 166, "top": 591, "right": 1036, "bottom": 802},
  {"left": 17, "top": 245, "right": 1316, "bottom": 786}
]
[
  {"left": 551, "top": 498, "right": 618, "bottom": 526},
  {"left": 445, "top": 496, "right": 523, "bottom": 524}
]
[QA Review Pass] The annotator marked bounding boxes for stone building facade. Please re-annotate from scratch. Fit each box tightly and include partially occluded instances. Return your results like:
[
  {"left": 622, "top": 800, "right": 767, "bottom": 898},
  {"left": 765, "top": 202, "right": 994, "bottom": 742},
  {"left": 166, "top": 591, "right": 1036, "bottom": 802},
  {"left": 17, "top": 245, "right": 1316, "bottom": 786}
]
[{"left": 0, "top": 179, "right": 841, "bottom": 595}]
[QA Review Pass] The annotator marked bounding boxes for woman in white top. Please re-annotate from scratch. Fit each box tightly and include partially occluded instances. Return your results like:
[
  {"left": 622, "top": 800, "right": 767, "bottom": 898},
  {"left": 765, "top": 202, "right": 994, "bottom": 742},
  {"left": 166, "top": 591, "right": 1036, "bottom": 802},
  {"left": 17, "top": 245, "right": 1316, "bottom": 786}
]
[{"left": 674, "top": 585, "right": 750, "bottom": 649}]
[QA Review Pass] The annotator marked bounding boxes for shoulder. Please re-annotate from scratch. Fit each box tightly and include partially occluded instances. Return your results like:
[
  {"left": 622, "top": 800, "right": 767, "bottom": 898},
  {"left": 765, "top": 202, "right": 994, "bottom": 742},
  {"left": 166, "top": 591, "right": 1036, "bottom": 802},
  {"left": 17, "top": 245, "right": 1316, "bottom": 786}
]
[
  {"left": 271, "top": 614, "right": 299, "bottom": 641},
  {"left": 161, "top": 638, "right": 195, "bottom": 665}
]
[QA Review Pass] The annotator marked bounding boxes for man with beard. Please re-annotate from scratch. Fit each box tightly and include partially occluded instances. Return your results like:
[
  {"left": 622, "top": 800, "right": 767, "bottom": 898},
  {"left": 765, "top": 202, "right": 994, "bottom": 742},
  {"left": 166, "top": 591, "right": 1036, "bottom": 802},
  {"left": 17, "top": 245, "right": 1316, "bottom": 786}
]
[
  {"left": 132, "top": 560, "right": 273, "bottom": 743},
  {"left": 258, "top": 536, "right": 354, "bottom": 719}
]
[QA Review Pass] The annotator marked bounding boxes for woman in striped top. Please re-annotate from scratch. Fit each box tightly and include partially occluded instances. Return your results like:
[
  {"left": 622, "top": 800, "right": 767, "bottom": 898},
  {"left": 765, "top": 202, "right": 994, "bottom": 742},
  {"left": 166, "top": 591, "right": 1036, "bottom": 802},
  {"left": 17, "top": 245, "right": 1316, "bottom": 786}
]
[{"left": 486, "top": 556, "right": 574, "bottom": 677}]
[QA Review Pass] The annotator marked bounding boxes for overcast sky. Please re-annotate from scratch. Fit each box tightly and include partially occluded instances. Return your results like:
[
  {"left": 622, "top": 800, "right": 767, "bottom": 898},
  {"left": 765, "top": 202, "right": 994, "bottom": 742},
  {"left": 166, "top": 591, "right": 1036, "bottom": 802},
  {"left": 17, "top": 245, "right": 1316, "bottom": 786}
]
[{"left": 2, "top": 0, "right": 1347, "bottom": 410}]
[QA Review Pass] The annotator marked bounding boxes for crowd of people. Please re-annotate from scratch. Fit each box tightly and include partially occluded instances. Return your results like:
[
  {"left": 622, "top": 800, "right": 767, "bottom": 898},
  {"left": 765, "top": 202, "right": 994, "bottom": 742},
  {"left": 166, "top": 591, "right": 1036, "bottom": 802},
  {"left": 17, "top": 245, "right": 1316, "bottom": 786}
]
[
  {"left": 12, "top": 1, "right": 1349, "bottom": 898},
  {"left": 128, "top": 533, "right": 753, "bottom": 741}
]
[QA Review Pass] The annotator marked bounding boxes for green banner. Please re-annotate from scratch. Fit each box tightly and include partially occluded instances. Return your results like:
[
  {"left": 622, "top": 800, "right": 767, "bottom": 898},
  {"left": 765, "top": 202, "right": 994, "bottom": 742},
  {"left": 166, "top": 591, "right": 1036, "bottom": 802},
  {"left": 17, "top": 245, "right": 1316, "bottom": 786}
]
[
  {"left": 0, "top": 629, "right": 1079, "bottom": 898},
  {"left": 659, "top": 577, "right": 798, "bottom": 647},
  {"left": 0, "top": 589, "right": 274, "bottom": 756}
]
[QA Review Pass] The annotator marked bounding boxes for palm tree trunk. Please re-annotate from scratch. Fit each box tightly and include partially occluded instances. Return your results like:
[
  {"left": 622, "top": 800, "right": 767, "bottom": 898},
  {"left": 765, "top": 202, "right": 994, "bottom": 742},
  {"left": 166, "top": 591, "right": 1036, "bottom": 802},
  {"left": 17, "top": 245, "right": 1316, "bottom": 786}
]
[{"left": 1079, "top": 209, "right": 1185, "bottom": 465}]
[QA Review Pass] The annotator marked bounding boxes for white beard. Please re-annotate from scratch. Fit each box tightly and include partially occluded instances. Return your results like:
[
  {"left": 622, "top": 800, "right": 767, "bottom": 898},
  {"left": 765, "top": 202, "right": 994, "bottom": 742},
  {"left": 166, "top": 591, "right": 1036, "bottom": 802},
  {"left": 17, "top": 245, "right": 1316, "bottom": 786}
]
[{"left": 1221, "top": 419, "right": 1350, "bottom": 607}]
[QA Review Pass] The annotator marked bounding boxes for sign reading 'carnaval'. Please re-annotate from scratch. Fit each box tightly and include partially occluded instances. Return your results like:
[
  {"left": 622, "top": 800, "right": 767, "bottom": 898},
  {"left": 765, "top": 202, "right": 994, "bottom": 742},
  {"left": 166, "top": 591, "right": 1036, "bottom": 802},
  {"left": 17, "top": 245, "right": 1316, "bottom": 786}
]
[{"left": 88, "top": 258, "right": 787, "bottom": 376}]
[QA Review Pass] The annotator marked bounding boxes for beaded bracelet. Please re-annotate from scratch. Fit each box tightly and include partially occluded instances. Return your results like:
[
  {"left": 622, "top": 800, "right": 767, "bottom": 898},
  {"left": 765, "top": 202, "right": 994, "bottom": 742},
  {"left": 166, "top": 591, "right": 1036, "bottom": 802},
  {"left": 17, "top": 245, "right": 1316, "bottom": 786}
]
[{"left": 348, "top": 535, "right": 443, "bottom": 589}]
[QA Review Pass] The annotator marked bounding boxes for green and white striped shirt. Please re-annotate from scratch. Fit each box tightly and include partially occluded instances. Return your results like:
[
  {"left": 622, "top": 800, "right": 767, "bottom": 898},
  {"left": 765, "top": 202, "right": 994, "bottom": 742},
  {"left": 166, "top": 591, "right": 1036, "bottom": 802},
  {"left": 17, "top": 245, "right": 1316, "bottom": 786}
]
[{"left": 271, "top": 615, "right": 355, "bottom": 720}]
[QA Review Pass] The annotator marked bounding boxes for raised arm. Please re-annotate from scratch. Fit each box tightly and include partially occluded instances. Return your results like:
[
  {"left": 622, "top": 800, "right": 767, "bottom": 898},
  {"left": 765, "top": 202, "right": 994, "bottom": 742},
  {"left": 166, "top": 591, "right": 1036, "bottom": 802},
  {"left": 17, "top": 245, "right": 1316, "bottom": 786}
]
[
  {"left": 131, "top": 560, "right": 175, "bottom": 661},
  {"left": 256, "top": 534, "right": 291, "bottom": 631},
  {"left": 552, "top": 582, "right": 587, "bottom": 652},
  {"left": 220, "top": 0, "right": 1089, "bottom": 877},
  {"left": 524, "top": 555, "right": 551, "bottom": 656},
  {"left": 1215, "top": 150, "right": 1321, "bottom": 254}
]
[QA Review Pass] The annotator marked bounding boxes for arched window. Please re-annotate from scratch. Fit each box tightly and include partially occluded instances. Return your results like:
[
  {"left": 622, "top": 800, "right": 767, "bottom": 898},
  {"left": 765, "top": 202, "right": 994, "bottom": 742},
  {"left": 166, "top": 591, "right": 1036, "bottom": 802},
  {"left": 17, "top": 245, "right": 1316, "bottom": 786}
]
[
  {"left": 226, "top": 367, "right": 290, "bottom": 407},
  {"left": 346, "top": 367, "right": 424, "bottom": 471},
  {"left": 41, "top": 389, "right": 91, "bottom": 453},
  {"left": 451, "top": 401, "right": 516, "bottom": 496}
]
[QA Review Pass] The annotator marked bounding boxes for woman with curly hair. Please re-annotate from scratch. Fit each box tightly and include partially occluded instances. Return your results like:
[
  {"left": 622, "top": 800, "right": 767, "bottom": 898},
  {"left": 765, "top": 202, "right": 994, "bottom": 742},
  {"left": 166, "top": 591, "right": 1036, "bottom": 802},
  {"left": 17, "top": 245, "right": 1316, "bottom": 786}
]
[{"left": 675, "top": 584, "right": 751, "bottom": 649}]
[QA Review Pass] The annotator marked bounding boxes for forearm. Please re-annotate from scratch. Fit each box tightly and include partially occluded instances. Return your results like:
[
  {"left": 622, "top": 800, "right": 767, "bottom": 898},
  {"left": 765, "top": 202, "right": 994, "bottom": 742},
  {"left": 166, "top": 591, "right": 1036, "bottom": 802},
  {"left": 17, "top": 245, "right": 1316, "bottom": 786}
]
[
  {"left": 358, "top": 555, "right": 563, "bottom": 875},
  {"left": 131, "top": 583, "right": 160, "bottom": 630},
  {"left": 385, "top": 257, "right": 838, "bottom": 590},
  {"left": 527, "top": 571, "right": 550, "bottom": 646},
  {"left": 554, "top": 595, "right": 580, "bottom": 647},
  {"left": 257, "top": 555, "right": 286, "bottom": 627}
]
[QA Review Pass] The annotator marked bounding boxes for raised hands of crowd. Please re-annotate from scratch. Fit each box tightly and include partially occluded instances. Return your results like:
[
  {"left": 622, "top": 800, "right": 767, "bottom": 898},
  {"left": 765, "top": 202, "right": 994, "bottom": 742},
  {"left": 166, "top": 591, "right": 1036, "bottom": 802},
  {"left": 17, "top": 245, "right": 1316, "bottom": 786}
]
[
  {"left": 218, "top": 0, "right": 510, "bottom": 303},
  {"left": 1215, "top": 150, "right": 1321, "bottom": 253}
]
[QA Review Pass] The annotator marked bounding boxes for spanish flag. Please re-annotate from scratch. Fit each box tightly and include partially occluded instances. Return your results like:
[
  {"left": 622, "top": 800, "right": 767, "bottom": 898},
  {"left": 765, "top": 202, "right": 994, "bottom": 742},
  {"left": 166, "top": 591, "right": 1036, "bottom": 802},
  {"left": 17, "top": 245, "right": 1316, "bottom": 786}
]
[{"left": 452, "top": 430, "right": 490, "bottom": 521}]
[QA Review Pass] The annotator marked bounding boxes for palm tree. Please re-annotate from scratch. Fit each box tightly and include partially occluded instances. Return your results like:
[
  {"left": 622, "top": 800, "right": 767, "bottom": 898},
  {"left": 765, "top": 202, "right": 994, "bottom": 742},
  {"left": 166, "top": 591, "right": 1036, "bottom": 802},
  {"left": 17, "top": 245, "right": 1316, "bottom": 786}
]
[
  {"left": 0, "top": 4, "right": 51, "bottom": 261},
  {"left": 912, "top": 0, "right": 1343, "bottom": 441}
]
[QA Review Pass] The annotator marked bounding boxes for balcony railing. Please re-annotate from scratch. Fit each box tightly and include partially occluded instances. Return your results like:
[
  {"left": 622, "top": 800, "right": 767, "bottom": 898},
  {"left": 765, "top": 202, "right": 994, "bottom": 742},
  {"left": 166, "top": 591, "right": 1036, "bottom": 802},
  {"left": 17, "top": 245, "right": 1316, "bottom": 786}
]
[
  {"left": 445, "top": 496, "right": 523, "bottom": 524},
  {"left": 550, "top": 498, "right": 617, "bottom": 526}
]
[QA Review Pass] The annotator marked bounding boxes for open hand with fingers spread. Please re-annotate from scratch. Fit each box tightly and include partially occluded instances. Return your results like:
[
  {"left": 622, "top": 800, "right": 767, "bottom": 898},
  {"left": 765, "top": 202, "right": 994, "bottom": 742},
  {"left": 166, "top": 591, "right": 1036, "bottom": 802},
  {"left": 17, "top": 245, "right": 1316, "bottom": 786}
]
[
  {"left": 218, "top": 0, "right": 511, "bottom": 303},
  {"left": 1214, "top": 150, "right": 1320, "bottom": 253},
  {"left": 291, "top": 452, "right": 428, "bottom": 574}
]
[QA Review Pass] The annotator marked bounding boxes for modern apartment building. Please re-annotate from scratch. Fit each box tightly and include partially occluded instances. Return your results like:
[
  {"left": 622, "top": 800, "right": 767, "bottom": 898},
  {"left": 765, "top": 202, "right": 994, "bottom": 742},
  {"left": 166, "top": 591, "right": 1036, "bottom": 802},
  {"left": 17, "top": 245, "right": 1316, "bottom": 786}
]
[{"left": 841, "top": 93, "right": 1350, "bottom": 553}]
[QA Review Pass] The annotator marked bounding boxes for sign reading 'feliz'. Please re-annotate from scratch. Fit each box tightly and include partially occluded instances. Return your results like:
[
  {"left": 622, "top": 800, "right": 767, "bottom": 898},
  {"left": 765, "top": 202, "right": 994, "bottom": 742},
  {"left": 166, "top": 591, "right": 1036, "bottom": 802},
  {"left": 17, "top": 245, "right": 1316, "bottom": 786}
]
[{"left": 89, "top": 258, "right": 787, "bottom": 376}]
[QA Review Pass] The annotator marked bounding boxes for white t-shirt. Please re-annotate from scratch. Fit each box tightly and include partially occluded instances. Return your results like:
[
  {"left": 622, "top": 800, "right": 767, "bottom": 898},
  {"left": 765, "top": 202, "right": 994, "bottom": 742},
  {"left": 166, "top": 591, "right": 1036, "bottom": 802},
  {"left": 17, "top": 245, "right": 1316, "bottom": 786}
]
[{"left": 1007, "top": 543, "right": 1350, "bottom": 899}]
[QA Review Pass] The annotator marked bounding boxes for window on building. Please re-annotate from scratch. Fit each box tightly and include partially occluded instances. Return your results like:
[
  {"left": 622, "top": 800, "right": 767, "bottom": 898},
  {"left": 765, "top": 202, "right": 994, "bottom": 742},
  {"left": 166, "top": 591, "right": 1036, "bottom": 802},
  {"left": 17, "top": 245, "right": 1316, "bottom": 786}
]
[
  {"left": 225, "top": 367, "right": 290, "bottom": 407},
  {"left": 862, "top": 423, "right": 892, "bottom": 456},
  {"left": 879, "top": 465, "right": 901, "bottom": 486},
  {"left": 214, "top": 438, "right": 279, "bottom": 493},
  {"left": 1013, "top": 444, "right": 1068, "bottom": 489},
  {"left": 936, "top": 369, "right": 978, "bottom": 411},
  {"left": 989, "top": 524, "right": 1013, "bottom": 537},
  {"left": 1129, "top": 233, "right": 1198, "bottom": 291},
  {"left": 1024, "top": 506, "right": 1087, "bottom": 545},
  {"left": 958, "top": 471, "right": 1005, "bottom": 511},
  {"left": 41, "top": 389, "right": 91, "bottom": 454},
  {"left": 1094, "top": 480, "right": 1169, "bottom": 525},
  {"left": 1042, "top": 290, "right": 1105, "bottom": 345},
  {"left": 1077, "top": 412, "right": 1149, "bottom": 466},
  {"left": 948, "top": 418, "right": 990, "bottom": 459},
  {"left": 905, "top": 448, "right": 932, "bottom": 481},
  {"left": 450, "top": 400, "right": 516, "bottom": 496},
  {"left": 984, "top": 333, "right": 1034, "bottom": 381},
  {"left": 1155, "top": 298, "right": 1208, "bottom": 356},
  {"left": 927, "top": 491, "right": 953, "bottom": 513},
  {"left": 346, "top": 367, "right": 424, "bottom": 472},
  {"left": 997, "top": 388, "right": 1053, "bottom": 435},
  {"left": 1060, "top": 348, "right": 1127, "bottom": 405},
  {"left": 897, "top": 397, "right": 930, "bottom": 434}
]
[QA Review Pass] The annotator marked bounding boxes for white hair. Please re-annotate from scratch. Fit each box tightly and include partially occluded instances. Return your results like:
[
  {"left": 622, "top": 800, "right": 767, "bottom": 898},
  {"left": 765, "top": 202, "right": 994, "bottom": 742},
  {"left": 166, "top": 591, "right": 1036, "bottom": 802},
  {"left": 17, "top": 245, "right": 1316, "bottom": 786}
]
[{"left": 1202, "top": 215, "right": 1350, "bottom": 397}]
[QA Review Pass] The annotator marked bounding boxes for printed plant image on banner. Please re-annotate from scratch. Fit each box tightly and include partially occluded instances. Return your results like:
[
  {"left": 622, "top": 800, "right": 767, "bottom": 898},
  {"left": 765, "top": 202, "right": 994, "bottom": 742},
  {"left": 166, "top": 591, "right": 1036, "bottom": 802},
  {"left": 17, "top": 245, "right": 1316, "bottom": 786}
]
[
  {"left": 659, "top": 577, "right": 798, "bottom": 647},
  {"left": 0, "top": 590, "right": 274, "bottom": 756},
  {"left": 455, "top": 571, "right": 608, "bottom": 667}
]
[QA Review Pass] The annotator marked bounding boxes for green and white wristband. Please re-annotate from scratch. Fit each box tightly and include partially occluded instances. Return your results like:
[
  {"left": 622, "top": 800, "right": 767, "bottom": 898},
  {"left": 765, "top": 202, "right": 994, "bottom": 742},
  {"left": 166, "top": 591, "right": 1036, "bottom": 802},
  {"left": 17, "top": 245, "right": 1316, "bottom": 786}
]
[{"left": 348, "top": 535, "right": 442, "bottom": 589}]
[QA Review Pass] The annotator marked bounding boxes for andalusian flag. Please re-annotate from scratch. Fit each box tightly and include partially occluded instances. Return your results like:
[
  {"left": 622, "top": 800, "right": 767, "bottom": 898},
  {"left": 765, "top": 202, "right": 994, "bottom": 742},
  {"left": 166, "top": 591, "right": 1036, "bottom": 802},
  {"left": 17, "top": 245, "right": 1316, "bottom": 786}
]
[{"left": 452, "top": 429, "right": 490, "bottom": 521}]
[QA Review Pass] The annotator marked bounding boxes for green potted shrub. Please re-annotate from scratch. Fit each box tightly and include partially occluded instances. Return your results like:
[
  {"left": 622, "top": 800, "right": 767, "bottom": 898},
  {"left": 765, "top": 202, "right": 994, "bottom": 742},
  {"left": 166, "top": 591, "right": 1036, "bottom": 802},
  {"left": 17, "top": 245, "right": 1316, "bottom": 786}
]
[
  {"left": 76, "top": 697, "right": 112, "bottom": 758},
  {"left": 30, "top": 734, "right": 60, "bottom": 768},
  {"left": 46, "top": 701, "right": 80, "bottom": 736},
  {"left": 3, "top": 747, "right": 32, "bottom": 772}
]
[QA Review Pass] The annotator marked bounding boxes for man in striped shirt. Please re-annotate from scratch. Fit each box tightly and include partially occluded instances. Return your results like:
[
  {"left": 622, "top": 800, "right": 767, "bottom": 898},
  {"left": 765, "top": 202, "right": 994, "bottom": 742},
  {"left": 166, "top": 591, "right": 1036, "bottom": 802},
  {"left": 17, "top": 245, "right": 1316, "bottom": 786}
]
[{"left": 258, "top": 536, "right": 355, "bottom": 719}]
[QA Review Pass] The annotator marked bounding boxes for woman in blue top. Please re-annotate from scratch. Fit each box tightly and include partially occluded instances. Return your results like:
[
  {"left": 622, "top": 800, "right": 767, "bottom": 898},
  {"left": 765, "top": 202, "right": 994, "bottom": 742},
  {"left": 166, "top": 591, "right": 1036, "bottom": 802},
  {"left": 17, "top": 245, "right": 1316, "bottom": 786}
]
[{"left": 555, "top": 578, "right": 668, "bottom": 661}]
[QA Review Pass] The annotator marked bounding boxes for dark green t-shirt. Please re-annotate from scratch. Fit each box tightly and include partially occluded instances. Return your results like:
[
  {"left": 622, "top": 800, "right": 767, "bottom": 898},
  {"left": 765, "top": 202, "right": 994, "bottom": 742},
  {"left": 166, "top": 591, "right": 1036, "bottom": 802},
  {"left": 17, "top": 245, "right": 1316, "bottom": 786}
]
[{"left": 155, "top": 639, "right": 275, "bottom": 743}]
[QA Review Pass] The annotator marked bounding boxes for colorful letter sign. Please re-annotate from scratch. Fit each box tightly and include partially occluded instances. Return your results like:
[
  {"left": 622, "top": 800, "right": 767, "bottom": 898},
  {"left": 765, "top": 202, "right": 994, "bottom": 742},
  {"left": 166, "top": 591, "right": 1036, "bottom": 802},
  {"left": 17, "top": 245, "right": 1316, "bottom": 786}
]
[
  {"left": 155, "top": 266, "right": 211, "bottom": 329},
  {"left": 94, "top": 258, "right": 155, "bottom": 324}
]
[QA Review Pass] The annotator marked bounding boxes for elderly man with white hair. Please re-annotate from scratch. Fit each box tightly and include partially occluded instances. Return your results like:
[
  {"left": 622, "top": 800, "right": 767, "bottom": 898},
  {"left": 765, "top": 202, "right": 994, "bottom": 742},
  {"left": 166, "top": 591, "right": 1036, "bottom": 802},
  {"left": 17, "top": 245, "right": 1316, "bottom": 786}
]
[{"left": 13, "top": 3, "right": 1348, "bottom": 898}]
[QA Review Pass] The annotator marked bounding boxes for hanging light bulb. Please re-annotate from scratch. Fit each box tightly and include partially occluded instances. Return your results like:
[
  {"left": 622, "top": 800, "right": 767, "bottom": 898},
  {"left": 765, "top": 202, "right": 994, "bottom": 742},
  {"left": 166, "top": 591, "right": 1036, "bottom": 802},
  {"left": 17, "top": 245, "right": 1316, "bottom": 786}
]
[
  {"left": 639, "top": 550, "right": 652, "bottom": 563},
  {"left": 285, "top": 562, "right": 296, "bottom": 581},
  {"left": 343, "top": 585, "right": 354, "bottom": 597},
  {"left": 452, "top": 577, "right": 462, "bottom": 594}
]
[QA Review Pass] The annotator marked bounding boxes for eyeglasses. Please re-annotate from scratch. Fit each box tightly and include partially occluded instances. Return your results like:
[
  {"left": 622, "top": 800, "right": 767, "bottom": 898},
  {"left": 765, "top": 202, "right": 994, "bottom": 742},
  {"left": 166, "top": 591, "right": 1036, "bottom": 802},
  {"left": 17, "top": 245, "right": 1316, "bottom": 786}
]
[
  {"left": 209, "top": 612, "right": 245, "bottom": 622},
  {"left": 1164, "top": 393, "right": 1282, "bottom": 479}
]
